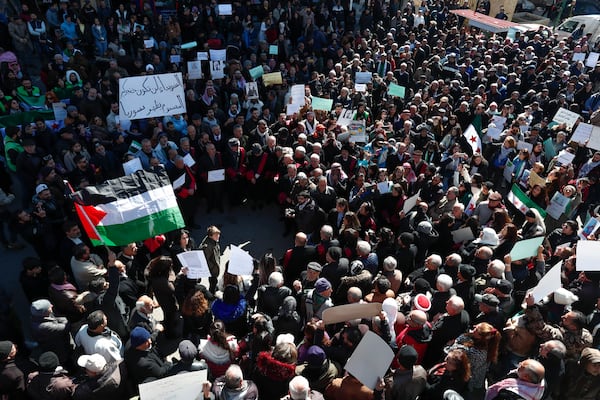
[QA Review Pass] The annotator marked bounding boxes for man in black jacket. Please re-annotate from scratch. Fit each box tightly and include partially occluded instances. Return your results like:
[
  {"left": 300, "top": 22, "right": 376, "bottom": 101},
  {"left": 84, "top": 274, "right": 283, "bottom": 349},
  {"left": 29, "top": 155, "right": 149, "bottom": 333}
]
[{"left": 124, "top": 327, "right": 172, "bottom": 384}]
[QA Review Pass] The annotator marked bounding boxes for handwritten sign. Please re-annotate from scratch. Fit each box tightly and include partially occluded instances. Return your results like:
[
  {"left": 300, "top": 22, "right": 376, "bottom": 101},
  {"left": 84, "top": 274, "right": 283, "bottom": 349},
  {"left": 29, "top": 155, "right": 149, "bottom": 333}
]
[
  {"left": 269, "top": 45, "right": 278, "bottom": 55},
  {"left": 572, "top": 52, "right": 586, "bottom": 62},
  {"left": 586, "top": 52, "right": 600, "bottom": 68},
  {"left": 119, "top": 73, "right": 186, "bottom": 120},
  {"left": 571, "top": 122, "right": 593, "bottom": 144},
  {"left": 556, "top": 150, "right": 575, "bottom": 166},
  {"left": 208, "top": 169, "right": 225, "bottom": 182},
  {"left": 196, "top": 52, "right": 209, "bottom": 61},
  {"left": 139, "top": 370, "right": 207, "bottom": 400},
  {"left": 552, "top": 107, "right": 581, "bottom": 128},
  {"left": 52, "top": 102, "right": 67, "bottom": 121},
  {"left": 177, "top": 250, "right": 211, "bottom": 279}
]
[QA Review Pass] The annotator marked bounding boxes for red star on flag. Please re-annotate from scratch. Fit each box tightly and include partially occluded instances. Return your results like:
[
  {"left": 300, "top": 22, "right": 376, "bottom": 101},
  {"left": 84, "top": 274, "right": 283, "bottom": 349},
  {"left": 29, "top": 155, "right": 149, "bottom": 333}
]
[{"left": 469, "top": 136, "right": 477, "bottom": 143}]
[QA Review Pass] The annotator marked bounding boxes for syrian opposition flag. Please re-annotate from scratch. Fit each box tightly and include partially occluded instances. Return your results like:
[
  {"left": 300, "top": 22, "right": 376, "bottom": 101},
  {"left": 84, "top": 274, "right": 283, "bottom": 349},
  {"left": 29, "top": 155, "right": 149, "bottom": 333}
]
[
  {"left": 507, "top": 184, "right": 547, "bottom": 218},
  {"left": 464, "top": 124, "right": 482, "bottom": 154},
  {"left": 72, "top": 170, "right": 185, "bottom": 246}
]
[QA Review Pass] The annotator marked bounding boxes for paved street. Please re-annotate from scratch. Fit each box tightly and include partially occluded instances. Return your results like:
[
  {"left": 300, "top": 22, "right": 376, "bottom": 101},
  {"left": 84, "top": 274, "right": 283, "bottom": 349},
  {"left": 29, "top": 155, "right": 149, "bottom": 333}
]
[{"left": 1, "top": 201, "right": 292, "bottom": 342}]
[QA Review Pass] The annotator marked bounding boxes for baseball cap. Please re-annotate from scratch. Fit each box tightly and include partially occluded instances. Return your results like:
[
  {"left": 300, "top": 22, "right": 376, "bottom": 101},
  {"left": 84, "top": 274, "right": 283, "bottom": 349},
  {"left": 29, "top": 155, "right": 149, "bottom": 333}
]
[
  {"left": 490, "top": 278, "right": 513, "bottom": 294},
  {"left": 35, "top": 184, "right": 49, "bottom": 195},
  {"left": 474, "top": 293, "right": 500, "bottom": 307},
  {"left": 77, "top": 354, "right": 107, "bottom": 373}
]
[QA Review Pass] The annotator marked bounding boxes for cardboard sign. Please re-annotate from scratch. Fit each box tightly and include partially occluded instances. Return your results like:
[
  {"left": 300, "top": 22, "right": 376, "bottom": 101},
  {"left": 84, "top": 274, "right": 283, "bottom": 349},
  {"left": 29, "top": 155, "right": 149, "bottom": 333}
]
[{"left": 322, "top": 303, "right": 382, "bottom": 325}]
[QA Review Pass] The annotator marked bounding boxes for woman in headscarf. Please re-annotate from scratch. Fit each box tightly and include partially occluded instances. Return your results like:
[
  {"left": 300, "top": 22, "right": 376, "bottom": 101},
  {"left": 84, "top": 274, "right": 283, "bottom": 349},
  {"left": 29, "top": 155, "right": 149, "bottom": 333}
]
[{"left": 273, "top": 296, "right": 302, "bottom": 340}]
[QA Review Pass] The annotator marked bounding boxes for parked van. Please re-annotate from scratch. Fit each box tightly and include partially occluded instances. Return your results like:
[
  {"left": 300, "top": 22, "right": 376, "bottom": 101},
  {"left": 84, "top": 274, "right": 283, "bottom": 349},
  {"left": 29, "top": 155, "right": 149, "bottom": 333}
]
[{"left": 554, "top": 15, "right": 600, "bottom": 42}]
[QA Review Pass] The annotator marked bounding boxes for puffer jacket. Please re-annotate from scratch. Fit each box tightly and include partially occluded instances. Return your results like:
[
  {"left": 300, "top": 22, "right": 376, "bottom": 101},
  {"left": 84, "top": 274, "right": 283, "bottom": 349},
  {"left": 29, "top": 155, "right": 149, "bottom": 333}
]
[{"left": 252, "top": 351, "right": 296, "bottom": 399}]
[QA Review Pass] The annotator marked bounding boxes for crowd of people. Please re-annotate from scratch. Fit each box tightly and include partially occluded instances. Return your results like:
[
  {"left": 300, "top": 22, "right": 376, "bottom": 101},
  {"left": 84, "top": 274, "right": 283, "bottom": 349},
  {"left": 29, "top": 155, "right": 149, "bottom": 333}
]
[{"left": 1, "top": 0, "right": 600, "bottom": 398}]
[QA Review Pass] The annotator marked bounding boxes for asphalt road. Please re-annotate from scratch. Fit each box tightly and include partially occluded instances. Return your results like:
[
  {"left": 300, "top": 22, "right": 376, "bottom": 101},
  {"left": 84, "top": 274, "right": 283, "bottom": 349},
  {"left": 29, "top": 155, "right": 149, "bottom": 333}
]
[{"left": 1, "top": 201, "right": 292, "bottom": 343}]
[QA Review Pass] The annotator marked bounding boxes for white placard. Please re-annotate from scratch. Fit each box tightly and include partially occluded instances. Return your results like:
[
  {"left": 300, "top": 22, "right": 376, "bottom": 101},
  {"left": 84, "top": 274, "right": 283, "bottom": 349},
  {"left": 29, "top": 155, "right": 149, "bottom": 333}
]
[
  {"left": 403, "top": 190, "right": 421, "bottom": 214},
  {"left": 486, "top": 124, "right": 502, "bottom": 140},
  {"left": 517, "top": 140, "right": 533, "bottom": 153},
  {"left": 571, "top": 122, "right": 593, "bottom": 144},
  {"left": 344, "top": 331, "right": 395, "bottom": 390},
  {"left": 530, "top": 262, "right": 562, "bottom": 303},
  {"left": 228, "top": 244, "right": 254, "bottom": 276},
  {"left": 209, "top": 49, "right": 227, "bottom": 61},
  {"left": 552, "top": 107, "right": 581, "bottom": 128},
  {"left": 170, "top": 55, "right": 181, "bottom": 64},
  {"left": 187, "top": 61, "right": 202, "bottom": 79},
  {"left": 290, "top": 84, "right": 305, "bottom": 104},
  {"left": 377, "top": 181, "right": 391, "bottom": 194},
  {"left": 246, "top": 82, "right": 259, "bottom": 99},
  {"left": 177, "top": 250, "right": 211, "bottom": 278},
  {"left": 586, "top": 52, "right": 600, "bottom": 68},
  {"left": 585, "top": 125, "right": 600, "bottom": 151},
  {"left": 355, "top": 72, "right": 372, "bottom": 84},
  {"left": 355, "top": 83, "right": 367, "bottom": 92},
  {"left": 123, "top": 157, "right": 143, "bottom": 176},
  {"left": 576, "top": 240, "right": 600, "bottom": 271},
  {"left": 197, "top": 52, "right": 209, "bottom": 61},
  {"left": 208, "top": 169, "right": 225, "bottom": 182},
  {"left": 210, "top": 60, "right": 225, "bottom": 79},
  {"left": 286, "top": 103, "right": 300, "bottom": 115},
  {"left": 491, "top": 115, "right": 507, "bottom": 128},
  {"left": 217, "top": 4, "right": 233, "bottom": 15},
  {"left": 52, "top": 102, "right": 67, "bottom": 121},
  {"left": 183, "top": 153, "right": 195, "bottom": 167},
  {"left": 451, "top": 227, "right": 475, "bottom": 243},
  {"left": 172, "top": 173, "right": 186, "bottom": 190},
  {"left": 556, "top": 150, "right": 575, "bottom": 166},
  {"left": 546, "top": 192, "right": 570, "bottom": 220},
  {"left": 144, "top": 39, "right": 154, "bottom": 48},
  {"left": 138, "top": 370, "right": 207, "bottom": 400},
  {"left": 119, "top": 73, "right": 186, "bottom": 120},
  {"left": 573, "top": 52, "right": 586, "bottom": 62}
]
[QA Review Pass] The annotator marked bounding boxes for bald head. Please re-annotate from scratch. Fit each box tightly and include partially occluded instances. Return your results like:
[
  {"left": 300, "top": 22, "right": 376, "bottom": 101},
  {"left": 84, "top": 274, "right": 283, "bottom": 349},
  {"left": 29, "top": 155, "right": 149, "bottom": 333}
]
[
  {"left": 408, "top": 310, "right": 427, "bottom": 325},
  {"left": 517, "top": 359, "right": 545, "bottom": 384}
]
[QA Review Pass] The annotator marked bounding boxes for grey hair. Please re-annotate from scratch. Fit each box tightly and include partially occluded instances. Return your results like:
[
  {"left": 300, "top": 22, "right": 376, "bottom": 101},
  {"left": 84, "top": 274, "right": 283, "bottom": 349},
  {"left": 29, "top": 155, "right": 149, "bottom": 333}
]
[
  {"left": 289, "top": 376, "right": 310, "bottom": 399},
  {"left": 268, "top": 271, "right": 284, "bottom": 288}
]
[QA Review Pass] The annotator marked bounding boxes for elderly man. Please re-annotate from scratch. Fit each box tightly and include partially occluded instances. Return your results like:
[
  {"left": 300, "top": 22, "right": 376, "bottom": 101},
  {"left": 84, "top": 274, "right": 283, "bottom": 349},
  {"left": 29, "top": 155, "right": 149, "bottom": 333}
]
[
  {"left": 424, "top": 295, "right": 470, "bottom": 368},
  {"left": 485, "top": 359, "right": 545, "bottom": 400},
  {"left": 282, "top": 375, "right": 324, "bottom": 400},
  {"left": 73, "top": 353, "right": 127, "bottom": 400},
  {"left": 202, "top": 364, "right": 259, "bottom": 400},
  {"left": 524, "top": 293, "right": 593, "bottom": 361}
]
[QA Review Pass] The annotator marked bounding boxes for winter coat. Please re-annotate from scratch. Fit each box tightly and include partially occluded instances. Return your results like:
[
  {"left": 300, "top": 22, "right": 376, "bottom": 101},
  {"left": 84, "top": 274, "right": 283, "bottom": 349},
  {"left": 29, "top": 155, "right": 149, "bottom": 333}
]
[{"left": 252, "top": 351, "right": 296, "bottom": 399}]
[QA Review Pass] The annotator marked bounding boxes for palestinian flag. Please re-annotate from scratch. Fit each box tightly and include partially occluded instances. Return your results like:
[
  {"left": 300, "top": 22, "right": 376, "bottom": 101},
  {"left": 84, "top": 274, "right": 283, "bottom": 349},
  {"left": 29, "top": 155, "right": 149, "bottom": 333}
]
[
  {"left": 73, "top": 170, "right": 185, "bottom": 246},
  {"left": 507, "top": 184, "right": 547, "bottom": 218}
]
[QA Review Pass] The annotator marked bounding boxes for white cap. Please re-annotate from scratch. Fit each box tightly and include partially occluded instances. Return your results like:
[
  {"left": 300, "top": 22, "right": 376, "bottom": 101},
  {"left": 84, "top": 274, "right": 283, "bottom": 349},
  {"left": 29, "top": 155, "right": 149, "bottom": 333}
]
[
  {"left": 77, "top": 354, "right": 107, "bottom": 373},
  {"left": 35, "top": 184, "right": 49, "bottom": 195}
]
